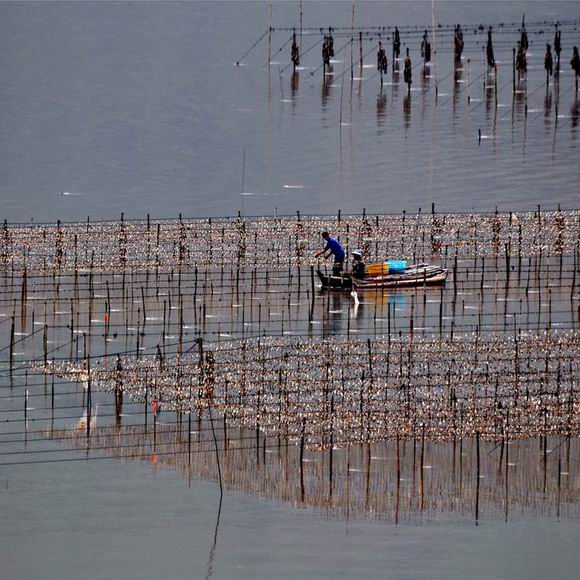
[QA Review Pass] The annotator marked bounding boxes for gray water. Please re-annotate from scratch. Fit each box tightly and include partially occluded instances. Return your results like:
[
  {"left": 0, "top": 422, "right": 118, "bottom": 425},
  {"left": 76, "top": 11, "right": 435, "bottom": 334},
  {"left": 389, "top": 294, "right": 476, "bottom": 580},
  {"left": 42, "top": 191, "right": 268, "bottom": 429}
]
[
  {"left": 1, "top": 2, "right": 579, "bottom": 579},
  {"left": 2, "top": 457, "right": 579, "bottom": 580},
  {"left": 0, "top": 1, "right": 579, "bottom": 223}
]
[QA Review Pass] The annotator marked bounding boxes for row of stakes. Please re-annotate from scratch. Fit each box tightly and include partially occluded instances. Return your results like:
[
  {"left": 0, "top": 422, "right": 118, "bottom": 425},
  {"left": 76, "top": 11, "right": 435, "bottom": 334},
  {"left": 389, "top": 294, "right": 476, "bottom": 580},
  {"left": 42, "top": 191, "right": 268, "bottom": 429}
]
[
  {"left": 2, "top": 207, "right": 578, "bottom": 274},
  {"left": 283, "top": 23, "right": 580, "bottom": 98},
  {"left": 1, "top": 210, "right": 577, "bottom": 521},
  {"left": 7, "top": 322, "right": 578, "bottom": 523}
]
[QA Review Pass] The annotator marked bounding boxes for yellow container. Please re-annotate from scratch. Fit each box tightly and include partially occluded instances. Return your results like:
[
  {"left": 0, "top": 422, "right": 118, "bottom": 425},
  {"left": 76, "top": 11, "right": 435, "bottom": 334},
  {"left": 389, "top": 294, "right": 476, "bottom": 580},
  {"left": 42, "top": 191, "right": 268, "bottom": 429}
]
[{"left": 366, "top": 262, "right": 389, "bottom": 277}]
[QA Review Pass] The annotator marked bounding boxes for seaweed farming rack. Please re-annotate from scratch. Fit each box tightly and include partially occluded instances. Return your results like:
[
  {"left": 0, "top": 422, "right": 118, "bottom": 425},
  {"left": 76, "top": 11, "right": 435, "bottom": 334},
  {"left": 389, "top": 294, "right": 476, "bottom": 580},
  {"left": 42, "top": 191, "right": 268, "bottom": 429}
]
[{"left": 0, "top": 209, "right": 578, "bottom": 522}]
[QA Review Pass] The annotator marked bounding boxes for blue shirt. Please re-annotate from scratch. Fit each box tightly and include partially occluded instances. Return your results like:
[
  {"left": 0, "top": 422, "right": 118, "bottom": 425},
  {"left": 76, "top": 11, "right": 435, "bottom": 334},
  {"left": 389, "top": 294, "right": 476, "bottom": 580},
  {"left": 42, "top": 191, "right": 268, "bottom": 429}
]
[{"left": 324, "top": 238, "right": 345, "bottom": 261}]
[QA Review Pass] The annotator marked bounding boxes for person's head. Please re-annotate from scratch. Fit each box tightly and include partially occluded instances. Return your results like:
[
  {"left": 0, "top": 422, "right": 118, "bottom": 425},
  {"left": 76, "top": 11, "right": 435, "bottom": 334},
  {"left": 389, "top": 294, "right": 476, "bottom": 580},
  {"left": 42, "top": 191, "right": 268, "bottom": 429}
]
[
  {"left": 351, "top": 250, "right": 364, "bottom": 261},
  {"left": 321, "top": 231, "right": 330, "bottom": 240}
]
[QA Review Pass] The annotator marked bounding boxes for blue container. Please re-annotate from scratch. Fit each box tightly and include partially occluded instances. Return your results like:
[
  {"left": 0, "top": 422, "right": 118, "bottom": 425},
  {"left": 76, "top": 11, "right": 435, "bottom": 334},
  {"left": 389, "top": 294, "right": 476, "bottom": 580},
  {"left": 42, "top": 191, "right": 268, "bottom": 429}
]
[{"left": 387, "top": 260, "right": 407, "bottom": 274}]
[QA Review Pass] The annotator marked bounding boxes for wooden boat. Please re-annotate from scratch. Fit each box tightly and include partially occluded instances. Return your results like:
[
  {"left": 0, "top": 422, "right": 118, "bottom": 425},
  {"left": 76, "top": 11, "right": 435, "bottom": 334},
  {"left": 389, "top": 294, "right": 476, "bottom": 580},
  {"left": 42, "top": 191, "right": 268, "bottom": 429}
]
[{"left": 317, "top": 263, "right": 448, "bottom": 290}]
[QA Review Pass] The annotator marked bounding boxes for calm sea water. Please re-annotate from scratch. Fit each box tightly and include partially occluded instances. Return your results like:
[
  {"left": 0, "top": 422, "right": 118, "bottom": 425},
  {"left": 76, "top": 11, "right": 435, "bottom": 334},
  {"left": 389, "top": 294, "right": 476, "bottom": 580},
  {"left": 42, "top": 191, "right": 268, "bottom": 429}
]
[
  {"left": 0, "top": 1, "right": 578, "bottom": 223},
  {"left": 1, "top": 2, "right": 579, "bottom": 579}
]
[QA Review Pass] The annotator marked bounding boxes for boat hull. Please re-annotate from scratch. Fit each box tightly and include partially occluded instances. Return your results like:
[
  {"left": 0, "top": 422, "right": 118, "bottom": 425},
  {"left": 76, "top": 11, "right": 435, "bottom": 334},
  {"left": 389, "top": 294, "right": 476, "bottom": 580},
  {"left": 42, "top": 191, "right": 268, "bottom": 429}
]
[{"left": 317, "top": 265, "right": 448, "bottom": 290}]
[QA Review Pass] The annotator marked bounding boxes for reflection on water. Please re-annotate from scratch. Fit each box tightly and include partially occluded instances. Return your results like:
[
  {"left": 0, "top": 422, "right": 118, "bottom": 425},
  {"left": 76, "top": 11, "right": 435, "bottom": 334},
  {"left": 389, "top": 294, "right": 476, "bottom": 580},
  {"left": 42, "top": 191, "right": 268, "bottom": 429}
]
[
  {"left": 290, "top": 71, "right": 299, "bottom": 102},
  {"left": 544, "top": 88, "right": 554, "bottom": 148},
  {"left": 453, "top": 62, "right": 463, "bottom": 123},
  {"left": 513, "top": 75, "right": 527, "bottom": 124},
  {"left": 391, "top": 59, "right": 401, "bottom": 124},
  {"left": 485, "top": 69, "right": 495, "bottom": 124},
  {"left": 376, "top": 89, "right": 386, "bottom": 128},
  {"left": 404, "top": 93, "right": 412, "bottom": 130},
  {"left": 421, "top": 64, "right": 430, "bottom": 116},
  {"left": 572, "top": 97, "right": 579, "bottom": 132},
  {"left": 321, "top": 64, "right": 333, "bottom": 111},
  {"left": 51, "top": 424, "right": 579, "bottom": 524}
]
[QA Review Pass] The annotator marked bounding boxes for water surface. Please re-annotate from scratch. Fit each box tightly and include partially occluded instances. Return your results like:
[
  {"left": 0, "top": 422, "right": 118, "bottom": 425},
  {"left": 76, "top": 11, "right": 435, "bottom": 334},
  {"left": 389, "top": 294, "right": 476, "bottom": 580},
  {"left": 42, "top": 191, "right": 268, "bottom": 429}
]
[{"left": 1, "top": 2, "right": 579, "bottom": 579}]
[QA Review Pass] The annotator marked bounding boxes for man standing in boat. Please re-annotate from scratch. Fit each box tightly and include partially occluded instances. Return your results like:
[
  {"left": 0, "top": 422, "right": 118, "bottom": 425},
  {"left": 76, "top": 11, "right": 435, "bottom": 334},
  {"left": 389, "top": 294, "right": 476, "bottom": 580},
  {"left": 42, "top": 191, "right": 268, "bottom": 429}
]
[{"left": 315, "top": 231, "right": 345, "bottom": 275}]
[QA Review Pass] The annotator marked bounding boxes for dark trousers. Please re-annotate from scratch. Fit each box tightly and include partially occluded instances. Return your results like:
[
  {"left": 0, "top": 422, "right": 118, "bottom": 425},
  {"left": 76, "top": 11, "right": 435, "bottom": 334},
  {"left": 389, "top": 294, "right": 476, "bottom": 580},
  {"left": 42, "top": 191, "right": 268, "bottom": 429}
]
[{"left": 332, "top": 259, "right": 344, "bottom": 275}]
